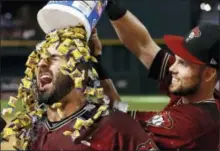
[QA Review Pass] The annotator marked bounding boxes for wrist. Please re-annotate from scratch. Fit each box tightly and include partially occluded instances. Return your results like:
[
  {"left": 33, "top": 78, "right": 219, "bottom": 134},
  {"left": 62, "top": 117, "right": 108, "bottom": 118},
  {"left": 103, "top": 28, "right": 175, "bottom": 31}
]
[
  {"left": 94, "top": 52, "right": 102, "bottom": 57},
  {"left": 106, "top": 2, "right": 127, "bottom": 21},
  {"left": 93, "top": 55, "right": 109, "bottom": 80}
]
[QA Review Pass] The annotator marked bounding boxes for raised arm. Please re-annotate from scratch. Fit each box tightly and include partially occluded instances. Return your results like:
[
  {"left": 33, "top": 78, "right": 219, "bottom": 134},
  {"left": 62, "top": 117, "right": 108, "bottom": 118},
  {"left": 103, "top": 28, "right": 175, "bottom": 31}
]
[
  {"left": 106, "top": 1, "right": 161, "bottom": 69},
  {"left": 89, "top": 28, "right": 121, "bottom": 102}
]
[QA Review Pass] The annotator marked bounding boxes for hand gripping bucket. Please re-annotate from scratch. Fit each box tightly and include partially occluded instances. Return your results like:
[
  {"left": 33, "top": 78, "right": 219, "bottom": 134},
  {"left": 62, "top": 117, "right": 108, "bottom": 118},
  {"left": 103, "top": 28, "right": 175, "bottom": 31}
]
[{"left": 37, "top": 0, "right": 108, "bottom": 41}]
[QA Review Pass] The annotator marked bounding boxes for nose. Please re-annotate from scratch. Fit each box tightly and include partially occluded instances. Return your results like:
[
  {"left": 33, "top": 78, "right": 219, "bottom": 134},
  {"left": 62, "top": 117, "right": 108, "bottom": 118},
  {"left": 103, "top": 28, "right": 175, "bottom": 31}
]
[
  {"left": 38, "top": 58, "right": 49, "bottom": 69},
  {"left": 169, "top": 62, "right": 178, "bottom": 74}
]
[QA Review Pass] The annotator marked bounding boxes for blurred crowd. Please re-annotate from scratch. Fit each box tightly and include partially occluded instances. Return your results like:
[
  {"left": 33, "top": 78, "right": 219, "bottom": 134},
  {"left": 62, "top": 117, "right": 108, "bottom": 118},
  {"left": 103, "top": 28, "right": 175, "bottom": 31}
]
[
  {"left": 0, "top": 2, "right": 45, "bottom": 40},
  {"left": 1, "top": 1, "right": 219, "bottom": 40}
]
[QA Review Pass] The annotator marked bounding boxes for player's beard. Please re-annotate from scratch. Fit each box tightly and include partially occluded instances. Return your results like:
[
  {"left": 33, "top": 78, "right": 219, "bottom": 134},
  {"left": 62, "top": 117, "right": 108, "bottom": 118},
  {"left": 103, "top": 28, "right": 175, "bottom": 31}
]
[
  {"left": 169, "top": 75, "right": 202, "bottom": 96},
  {"left": 37, "top": 72, "right": 73, "bottom": 106}
]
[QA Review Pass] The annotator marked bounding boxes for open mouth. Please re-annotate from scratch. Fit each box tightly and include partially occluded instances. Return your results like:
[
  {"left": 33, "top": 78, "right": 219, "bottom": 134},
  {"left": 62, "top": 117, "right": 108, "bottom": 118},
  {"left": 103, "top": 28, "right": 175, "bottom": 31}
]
[
  {"left": 39, "top": 73, "right": 53, "bottom": 90},
  {"left": 172, "top": 78, "right": 179, "bottom": 83}
]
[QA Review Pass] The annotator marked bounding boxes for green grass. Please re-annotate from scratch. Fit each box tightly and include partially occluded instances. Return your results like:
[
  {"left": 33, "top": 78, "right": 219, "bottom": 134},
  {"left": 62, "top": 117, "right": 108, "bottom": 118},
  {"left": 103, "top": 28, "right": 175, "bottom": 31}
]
[
  {"left": 1, "top": 95, "right": 169, "bottom": 117},
  {"left": 121, "top": 95, "right": 169, "bottom": 111}
]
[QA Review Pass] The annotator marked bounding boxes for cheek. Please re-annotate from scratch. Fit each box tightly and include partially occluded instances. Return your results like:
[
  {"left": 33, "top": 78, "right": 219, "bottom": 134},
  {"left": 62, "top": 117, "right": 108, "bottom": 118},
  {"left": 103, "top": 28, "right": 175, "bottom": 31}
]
[
  {"left": 51, "top": 65, "right": 59, "bottom": 73},
  {"left": 49, "top": 58, "right": 67, "bottom": 78},
  {"left": 50, "top": 66, "right": 59, "bottom": 80},
  {"left": 50, "top": 62, "right": 63, "bottom": 79},
  {"left": 35, "top": 69, "right": 40, "bottom": 83},
  {"left": 178, "top": 69, "right": 198, "bottom": 84}
]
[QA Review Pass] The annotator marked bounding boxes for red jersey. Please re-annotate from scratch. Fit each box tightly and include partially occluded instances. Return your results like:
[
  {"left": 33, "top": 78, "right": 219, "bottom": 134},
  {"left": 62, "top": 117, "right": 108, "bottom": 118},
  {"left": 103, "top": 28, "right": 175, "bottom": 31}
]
[
  {"left": 29, "top": 103, "right": 153, "bottom": 150},
  {"left": 129, "top": 49, "right": 220, "bottom": 150}
]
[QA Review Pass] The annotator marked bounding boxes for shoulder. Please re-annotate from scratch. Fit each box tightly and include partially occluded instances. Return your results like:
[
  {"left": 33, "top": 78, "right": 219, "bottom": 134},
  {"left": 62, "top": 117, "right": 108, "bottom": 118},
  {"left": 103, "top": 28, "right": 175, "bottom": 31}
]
[
  {"left": 172, "top": 102, "right": 219, "bottom": 139},
  {"left": 145, "top": 102, "right": 219, "bottom": 138},
  {"left": 88, "top": 110, "right": 151, "bottom": 150},
  {"left": 171, "top": 102, "right": 219, "bottom": 121},
  {"left": 168, "top": 102, "right": 218, "bottom": 127},
  {"left": 98, "top": 110, "right": 147, "bottom": 139}
]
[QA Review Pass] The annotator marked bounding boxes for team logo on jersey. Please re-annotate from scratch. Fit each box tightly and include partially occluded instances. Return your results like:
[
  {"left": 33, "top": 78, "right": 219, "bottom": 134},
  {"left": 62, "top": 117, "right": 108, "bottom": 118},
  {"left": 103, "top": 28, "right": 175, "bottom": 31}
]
[
  {"left": 185, "top": 27, "right": 201, "bottom": 43},
  {"left": 146, "top": 111, "right": 173, "bottom": 129}
]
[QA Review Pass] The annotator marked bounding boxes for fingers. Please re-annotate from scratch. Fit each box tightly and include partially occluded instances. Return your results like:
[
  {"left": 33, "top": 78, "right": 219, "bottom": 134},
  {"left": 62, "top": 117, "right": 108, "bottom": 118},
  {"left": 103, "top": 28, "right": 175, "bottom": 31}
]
[
  {"left": 90, "top": 28, "right": 98, "bottom": 40},
  {"left": 89, "top": 28, "right": 102, "bottom": 56},
  {"left": 91, "top": 28, "right": 97, "bottom": 34}
]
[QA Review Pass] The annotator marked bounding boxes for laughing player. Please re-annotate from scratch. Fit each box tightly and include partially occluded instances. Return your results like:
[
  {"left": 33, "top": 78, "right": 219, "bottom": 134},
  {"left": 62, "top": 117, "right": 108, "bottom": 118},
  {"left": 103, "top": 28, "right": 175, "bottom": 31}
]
[{"left": 104, "top": 1, "right": 220, "bottom": 150}]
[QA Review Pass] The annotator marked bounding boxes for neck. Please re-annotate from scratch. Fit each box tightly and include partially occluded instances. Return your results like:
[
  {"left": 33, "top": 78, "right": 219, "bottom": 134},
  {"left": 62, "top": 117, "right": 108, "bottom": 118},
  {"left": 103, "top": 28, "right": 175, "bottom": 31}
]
[
  {"left": 47, "top": 89, "right": 86, "bottom": 122},
  {"left": 182, "top": 86, "right": 214, "bottom": 104}
]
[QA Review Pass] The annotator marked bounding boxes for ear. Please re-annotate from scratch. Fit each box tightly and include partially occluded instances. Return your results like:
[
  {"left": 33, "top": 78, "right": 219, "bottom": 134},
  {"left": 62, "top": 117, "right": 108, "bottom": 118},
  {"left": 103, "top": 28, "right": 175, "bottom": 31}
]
[{"left": 204, "top": 67, "right": 216, "bottom": 82}]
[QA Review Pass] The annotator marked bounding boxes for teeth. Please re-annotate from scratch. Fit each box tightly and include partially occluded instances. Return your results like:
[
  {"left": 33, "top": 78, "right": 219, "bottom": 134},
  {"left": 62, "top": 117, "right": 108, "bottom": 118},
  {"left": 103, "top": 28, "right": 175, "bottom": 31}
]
[
  {"left": 41, "top": 75, "right": 51, "bottom": 79},
  {"left": 172, "top": 78, "right": 178, "bottom": 82}
]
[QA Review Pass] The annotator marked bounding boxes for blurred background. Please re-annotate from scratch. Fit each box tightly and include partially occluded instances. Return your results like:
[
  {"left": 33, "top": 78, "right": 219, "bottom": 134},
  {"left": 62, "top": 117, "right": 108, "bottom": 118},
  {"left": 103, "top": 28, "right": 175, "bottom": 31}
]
[{"left": 0, "top": 0, "right": 219, "bottom": 110}]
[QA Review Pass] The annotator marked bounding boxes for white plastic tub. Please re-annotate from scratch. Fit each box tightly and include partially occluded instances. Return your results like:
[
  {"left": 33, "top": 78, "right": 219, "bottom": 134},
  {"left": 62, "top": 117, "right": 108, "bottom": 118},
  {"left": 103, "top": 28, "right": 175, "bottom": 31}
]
[{"left": 37, "top": 0, "right": 108, "bottom": 40}]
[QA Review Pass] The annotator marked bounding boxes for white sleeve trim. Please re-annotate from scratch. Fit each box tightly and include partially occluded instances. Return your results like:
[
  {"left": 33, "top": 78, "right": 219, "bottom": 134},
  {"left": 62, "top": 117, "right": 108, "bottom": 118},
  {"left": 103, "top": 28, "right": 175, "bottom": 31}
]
[{"left": 159, "top": 53, "right": 171, "bottom": 80}]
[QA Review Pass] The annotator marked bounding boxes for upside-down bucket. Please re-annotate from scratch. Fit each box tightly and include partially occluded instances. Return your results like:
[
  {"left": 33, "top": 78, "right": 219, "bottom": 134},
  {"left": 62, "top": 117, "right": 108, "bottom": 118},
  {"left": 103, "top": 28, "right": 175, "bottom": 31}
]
[{"left": 37, "top": 0, "right": 108, "bottom": 41}]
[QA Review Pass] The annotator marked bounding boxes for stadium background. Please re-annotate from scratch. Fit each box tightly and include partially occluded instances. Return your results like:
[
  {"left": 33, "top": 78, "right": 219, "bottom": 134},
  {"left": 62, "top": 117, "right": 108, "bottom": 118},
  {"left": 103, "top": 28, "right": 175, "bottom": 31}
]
[{"left": 1, "top": 0, "right": 219, "bottom": 150}]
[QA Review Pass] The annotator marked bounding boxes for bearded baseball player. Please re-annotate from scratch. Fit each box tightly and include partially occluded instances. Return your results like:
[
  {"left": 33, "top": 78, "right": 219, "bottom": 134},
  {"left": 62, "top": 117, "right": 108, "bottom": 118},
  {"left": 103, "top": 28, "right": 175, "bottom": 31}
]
[
  {"left": 1, "top": 26, "right": 158, "bottom": 151},
  {"left": 103, "top": 1, "right": 220, "bottom": 150}
]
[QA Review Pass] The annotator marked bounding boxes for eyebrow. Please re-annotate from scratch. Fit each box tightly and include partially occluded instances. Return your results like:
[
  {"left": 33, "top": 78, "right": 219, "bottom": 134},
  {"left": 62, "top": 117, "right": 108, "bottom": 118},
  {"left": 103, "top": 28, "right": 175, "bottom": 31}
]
[{"left": 51, "top": 54, "right": 62, "bottom": 58}]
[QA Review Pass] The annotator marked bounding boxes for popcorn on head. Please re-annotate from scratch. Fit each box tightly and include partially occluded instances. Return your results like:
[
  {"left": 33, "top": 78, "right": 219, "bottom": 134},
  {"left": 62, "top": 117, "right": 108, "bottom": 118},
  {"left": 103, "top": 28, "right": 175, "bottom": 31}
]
[{"left": 1, "top": 25, "right": 108, "bottom": 149}]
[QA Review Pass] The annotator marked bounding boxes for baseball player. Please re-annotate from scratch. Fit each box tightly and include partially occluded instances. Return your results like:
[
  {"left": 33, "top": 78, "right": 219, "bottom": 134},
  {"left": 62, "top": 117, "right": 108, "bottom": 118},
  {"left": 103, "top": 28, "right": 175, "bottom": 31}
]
[
  {"left": 1, "top": 26, "right": 155, "bottom": 151},
  {"left": 103, "top": 1, "right": 220, "bottom": 150}
]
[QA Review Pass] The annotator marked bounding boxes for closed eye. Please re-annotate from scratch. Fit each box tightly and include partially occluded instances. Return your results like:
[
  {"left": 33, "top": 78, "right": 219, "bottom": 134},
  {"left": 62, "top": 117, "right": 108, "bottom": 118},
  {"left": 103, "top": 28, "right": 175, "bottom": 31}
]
[{"left": 51, "top": 54, "right": 62, "bottom": 61}]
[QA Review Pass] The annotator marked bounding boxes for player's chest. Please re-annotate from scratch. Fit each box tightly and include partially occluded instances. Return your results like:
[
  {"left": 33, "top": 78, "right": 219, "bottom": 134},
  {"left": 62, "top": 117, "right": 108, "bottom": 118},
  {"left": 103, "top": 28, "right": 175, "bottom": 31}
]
[{"left": 34, "top": 128, "right": 91, "bottom": 150}]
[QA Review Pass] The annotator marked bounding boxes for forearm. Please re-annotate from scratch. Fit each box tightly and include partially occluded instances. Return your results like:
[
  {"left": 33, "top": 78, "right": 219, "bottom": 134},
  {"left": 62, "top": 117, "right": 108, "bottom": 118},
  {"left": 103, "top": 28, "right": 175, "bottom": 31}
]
[
  {"left": 110, "top": 11, "right": 152, "bottom": 56},
  {"left": 107, "top": 6, "right": 160, "bottom": 69},
  {"left": 93, "top": 55, "right": 121, "bottom": 102}
]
